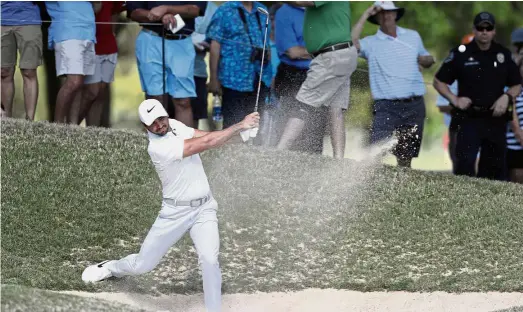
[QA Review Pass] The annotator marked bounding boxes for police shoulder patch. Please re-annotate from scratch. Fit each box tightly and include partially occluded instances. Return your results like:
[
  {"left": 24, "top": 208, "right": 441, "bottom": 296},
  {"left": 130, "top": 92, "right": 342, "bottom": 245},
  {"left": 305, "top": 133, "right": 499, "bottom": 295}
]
[{"left": 444, "top": 51, "right": 454, "bottom": 63}]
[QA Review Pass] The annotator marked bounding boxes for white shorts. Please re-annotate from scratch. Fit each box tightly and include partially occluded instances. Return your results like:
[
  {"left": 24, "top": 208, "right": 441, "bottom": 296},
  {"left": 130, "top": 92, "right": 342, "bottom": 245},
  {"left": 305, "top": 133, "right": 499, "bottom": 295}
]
[
  {"left": 54, "top": 39, "right": 95, "bottom": 76},
  {"left": 84, "top": 53, "right": 117, "bottom": 84}
]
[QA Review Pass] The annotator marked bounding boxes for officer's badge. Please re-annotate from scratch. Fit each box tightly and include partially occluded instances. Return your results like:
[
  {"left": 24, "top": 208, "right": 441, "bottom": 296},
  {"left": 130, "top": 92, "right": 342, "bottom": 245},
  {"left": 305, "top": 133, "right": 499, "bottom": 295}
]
[
  {"left": 444, "top": 52, "right": 454, "bottom": 63},
  {"left": 497, "top": 53, "right": 505, "bottom": 63}
]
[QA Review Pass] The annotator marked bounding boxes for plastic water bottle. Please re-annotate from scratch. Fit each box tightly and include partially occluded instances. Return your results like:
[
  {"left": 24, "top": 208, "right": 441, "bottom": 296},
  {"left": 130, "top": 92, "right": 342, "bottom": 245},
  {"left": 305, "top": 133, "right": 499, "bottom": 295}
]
[{"left": 212, "top": 96, "right": 223, "bottom": 130}]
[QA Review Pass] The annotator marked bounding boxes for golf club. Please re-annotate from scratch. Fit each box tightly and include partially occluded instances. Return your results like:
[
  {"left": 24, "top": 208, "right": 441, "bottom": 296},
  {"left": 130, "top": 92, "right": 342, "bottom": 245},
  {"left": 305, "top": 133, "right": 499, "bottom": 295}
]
[{"left": 254, "top": 6, "right": 269, "bottom": 113}]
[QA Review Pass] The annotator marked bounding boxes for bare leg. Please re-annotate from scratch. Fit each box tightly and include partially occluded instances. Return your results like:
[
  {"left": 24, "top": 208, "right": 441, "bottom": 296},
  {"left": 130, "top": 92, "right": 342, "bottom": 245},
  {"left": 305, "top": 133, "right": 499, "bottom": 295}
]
[
  {"left": 86, "top": 83, "right": 107, "bottom": 127},
  {"left": 173, "top": 97, "right": 194, "bottom": 127},
  {"left": 55, "top": 74, "right": 84, "bottom": 123},
  {"left": 80, "top": 82, "right": 103, "bottom": 126},
  {"left": 20, "top": 68, "right": 38, "bottom": 120},
  {"left": 1, "top": 67, "right": 15, "bottom": 117},
  {"left": 509, "top": 169, "right": 523, "bottom": 184},
  {"left": 277, "top": 116, "right": 306, "bottom": 150},
  {"left": 329, "top": 107, "right": 345, "bottom": 159}
]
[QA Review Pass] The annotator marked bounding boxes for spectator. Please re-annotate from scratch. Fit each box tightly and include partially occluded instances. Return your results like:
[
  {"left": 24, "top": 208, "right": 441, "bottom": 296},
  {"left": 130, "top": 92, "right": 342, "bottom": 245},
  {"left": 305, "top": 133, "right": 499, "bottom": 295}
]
[
  {"left": 352, "top": 2, "right": 435, "bottom": 168},
  {"left": 45, "top": 1, "right": 97, "bottom": 124},
  {"left": 436, "top": 34, "right": 474, "bottom": 171},
  {"left": 69, "top": 2, "right": 125, "bottom": 126},
  {"left": 191, "top": 1, "right": 219, "bottom": 128},
  {"left": 207, "top": 1, "right": 272, "bottom": 130},
  {"left": 276, "top": 1, "right": 357, "bottom": 160},
  {"left": 1, "top": 1, "right": 42, "bottom": 120},
  {"left": 434, "top": 12, "right": 521, "bottom": 181},
  {"left": 127, "top": 2, "right": 207, "bottom": 128},
  {"left": 507, "top": 28, "right": 523, "bottom": 183},
  {"left": 274, "top": 3, "right": 326, "bottom": 154}
]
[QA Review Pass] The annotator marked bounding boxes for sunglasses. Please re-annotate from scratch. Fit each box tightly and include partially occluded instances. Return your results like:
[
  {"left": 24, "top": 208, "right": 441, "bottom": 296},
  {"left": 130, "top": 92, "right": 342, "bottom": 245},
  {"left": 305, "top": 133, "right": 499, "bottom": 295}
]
[{"left": 475, "top": 25, "right": 494, "bottom": 32}]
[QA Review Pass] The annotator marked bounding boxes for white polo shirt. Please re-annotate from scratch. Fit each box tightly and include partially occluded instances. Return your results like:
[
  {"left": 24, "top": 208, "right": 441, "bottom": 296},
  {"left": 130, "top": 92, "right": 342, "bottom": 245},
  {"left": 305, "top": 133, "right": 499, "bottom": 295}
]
[{"left": 147, "top": 119, "right": 211, "bottom": 200}]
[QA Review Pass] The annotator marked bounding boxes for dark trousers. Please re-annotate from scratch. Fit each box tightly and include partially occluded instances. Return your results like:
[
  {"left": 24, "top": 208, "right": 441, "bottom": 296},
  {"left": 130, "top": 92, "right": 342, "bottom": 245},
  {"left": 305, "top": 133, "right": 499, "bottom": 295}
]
[
  {"left": 222, "top": 86, "right": 269, "bottom": 128},
  {"left": 274, "top": 62, "right": 327, "bottom": 154},
  {"left": 190, "top": 76, "right": 209, "bottom": 120},
  {"left": 454, "top": 117, "right": 507, "bottom": 180}
]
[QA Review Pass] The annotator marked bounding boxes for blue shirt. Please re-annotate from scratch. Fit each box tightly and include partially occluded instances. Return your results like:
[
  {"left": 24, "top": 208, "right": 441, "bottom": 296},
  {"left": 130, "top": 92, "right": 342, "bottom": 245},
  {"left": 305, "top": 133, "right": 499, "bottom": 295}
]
[
  {"left": 1, "top": 1, "right": 41, "bottom": 26},
  {"left": 207, "top": 1, "right": 272, "bottom": 92},
  {"left": 274, "top": 4, "right": 310, "bottom": 69},
  {"left": 127, "top": 1, "right": 206, "bottom": 37},
  {"left": 359, "top": 27, "right": 430, "bottom": 100},
  {"left": 193, "top": 1, "right": 218, "bottom": 78},
  {"left": 45, "top": 1, "right": 95, "bottom": 50},
  {"left": 270, "top": 39, "right": 280, "bottom": 79}
]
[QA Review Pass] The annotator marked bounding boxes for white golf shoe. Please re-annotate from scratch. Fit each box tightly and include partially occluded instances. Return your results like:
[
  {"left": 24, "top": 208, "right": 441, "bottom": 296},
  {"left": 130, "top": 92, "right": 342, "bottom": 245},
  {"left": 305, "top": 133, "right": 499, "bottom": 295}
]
[{"left": 81, "top": 260, "right": 114, "bottom": 283}]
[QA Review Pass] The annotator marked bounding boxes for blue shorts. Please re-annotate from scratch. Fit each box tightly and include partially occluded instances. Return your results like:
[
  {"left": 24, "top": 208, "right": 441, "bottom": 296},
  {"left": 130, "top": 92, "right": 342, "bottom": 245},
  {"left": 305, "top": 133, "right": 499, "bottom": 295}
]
[{"left": 135, "top": 30, "right": 196, "bottom": 98}]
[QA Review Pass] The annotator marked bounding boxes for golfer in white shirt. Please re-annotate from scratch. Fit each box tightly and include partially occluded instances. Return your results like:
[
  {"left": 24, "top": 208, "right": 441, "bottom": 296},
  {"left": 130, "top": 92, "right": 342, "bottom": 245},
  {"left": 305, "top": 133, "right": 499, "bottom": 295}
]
[{"left": 81, "top": 99, "right": 260, "bottom": 312}]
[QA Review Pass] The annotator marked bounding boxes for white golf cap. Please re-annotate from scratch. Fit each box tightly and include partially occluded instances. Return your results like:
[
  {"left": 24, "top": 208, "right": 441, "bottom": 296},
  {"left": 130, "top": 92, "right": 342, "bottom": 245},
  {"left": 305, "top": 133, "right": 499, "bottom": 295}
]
[
  {"left": 368, "top": 1, "right": 405, "bottom": 25},
  {"left": 138, "top": 99, "right": 168, "bottom": 126}
]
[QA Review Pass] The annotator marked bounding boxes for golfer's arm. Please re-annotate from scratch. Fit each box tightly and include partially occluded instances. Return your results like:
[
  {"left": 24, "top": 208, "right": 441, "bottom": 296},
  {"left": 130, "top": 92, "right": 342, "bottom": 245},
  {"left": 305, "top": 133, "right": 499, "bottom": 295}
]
[
  {"left": 210, "top": 40, "right": 221, "bottom": 82},
  {"left": 130, "top": 9, "right": 151, "bottom": 23},
  {"left": 352, "top": 12, "right": 369, "bottom": 52},
  {"left": 163, "top": 5, "right": 201, "bottom": 18},
  {"left": 194, "top": 129, "right": 248, "bottom": 144},
  {"left": 286, "top": 46, "right": 311, "bottom": 59},
  {"left": 433, "top": 78, "right": 458, "bottom": 107},
  {"left": 183, "top": 124, "right": 242, "bottom": 158}
]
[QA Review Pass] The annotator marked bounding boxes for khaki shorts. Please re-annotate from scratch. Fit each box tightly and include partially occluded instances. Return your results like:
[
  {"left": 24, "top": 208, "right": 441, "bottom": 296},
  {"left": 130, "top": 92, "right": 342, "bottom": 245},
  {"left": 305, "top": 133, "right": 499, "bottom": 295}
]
[
  {"left": 54, "top": 39, "right": 95, "bottom": 76},
  {"left": 84, "top": 53, "right": 118, "bottom": 84},
  {"left": 296, "top": 46, "right": 358, "bottom": 110},
  {"left": 1, "top": 25, "right": 43, "bottom": 69}
]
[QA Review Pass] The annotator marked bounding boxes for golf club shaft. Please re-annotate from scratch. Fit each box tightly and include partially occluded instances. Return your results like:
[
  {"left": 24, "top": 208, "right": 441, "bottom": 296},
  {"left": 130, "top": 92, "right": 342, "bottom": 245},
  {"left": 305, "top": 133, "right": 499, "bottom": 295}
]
[{"left": 254, "top": 15, "right": 269, "bottom": 113}]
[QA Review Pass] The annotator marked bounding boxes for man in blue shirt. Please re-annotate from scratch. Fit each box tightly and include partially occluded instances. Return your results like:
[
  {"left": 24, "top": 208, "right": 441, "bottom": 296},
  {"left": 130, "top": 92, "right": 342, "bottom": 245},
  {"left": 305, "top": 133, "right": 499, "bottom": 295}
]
[
  {"left": 191, "top": 1, "right": 219, "bottom": 128},
  {"left": 1, "top": 1, "right": 42, "bottom": 121},
  {"left": 45, "top": 1, "right": 97, "bottom": 124},
  {"left": 352, "top": 1, "right": 435, "bottom": 168},
  {"left": 127, "top": 1, "right": 207, "bottom": 128},
  {"left": 207, "top": 1, "right": 272, "bottom": 129},
  {"left": 274, "top": 3, "right": 326, "bottom": 154}
]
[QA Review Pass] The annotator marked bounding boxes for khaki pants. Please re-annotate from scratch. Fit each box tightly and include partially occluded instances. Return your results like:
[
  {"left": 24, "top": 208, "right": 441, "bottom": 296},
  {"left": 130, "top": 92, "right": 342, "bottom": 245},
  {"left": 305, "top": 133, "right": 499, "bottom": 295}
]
[
  {"left": 1, "top": 25, "right": 42, "bottom": 69},
  {"left": 296, "top": 46, "right": 358, "bottom": 110}
]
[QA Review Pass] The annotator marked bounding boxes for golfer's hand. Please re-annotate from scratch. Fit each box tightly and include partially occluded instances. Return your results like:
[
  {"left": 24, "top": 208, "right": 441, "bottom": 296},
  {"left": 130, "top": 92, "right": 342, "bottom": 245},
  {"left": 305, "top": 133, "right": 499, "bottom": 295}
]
[
  {"left": 208, "top": 78, "right": 222, "bottom": 96},
  {"left": 148, "top": 5, "right": 167, "bottom": 21},
  {"left": 162, "top": 14, "right": 176, "bottom": 29},
  {"left": 364, "top": 5, "right": 382, "bottom": 17},
  {"left": 491, "top": 94, "right": 509, "bottom": 117},
  {"left": 454, "top": 97, "right": 472, "bottom": 110},
  {"left": 240, "top": 112, "right": 260, "bottom": 131}
]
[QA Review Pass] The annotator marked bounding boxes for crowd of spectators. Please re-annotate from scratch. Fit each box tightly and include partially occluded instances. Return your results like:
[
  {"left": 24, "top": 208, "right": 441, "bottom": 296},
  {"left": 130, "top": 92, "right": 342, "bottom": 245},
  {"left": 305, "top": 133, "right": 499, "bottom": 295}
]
[{"left": 1, "top": 1, "right": 522, "bottom": 184}]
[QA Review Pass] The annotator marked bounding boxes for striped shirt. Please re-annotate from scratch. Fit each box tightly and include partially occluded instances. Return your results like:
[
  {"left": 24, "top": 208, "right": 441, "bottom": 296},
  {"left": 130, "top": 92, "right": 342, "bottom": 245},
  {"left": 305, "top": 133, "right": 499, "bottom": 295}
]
[
  {"left": 507, "top": 89, "right": 523, "bottom": 150},
  {"left": 359, "top": 27, "right": 430, "bottom": 100}
]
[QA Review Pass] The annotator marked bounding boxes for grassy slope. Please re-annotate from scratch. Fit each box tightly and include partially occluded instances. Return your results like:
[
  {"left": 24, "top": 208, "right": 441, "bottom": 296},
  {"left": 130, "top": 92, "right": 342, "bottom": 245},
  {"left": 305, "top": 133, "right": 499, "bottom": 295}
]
[{"left": 2, "top": 119, "right": 523, "bottom": 298}]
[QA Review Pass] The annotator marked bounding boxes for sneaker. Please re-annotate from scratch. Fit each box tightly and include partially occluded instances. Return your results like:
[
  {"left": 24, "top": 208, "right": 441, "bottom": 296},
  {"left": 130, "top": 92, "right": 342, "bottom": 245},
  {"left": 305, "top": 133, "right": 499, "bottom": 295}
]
[{"left": 81, "top": 260, "right": 114, "bottom": 283}]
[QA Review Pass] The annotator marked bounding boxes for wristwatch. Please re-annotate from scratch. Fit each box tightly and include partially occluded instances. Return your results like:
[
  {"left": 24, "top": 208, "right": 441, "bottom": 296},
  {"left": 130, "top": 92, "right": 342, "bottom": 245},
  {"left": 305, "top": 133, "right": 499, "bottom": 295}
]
[{"left": 505, "top": 93, "right": 514, "bottom": 104}]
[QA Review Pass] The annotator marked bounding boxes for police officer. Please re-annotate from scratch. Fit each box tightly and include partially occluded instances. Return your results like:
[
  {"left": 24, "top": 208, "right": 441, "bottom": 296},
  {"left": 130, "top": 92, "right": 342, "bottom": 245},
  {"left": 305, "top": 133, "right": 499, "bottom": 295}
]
[{"left": 433, "top": 12, "right": 521, "bottom": 181}]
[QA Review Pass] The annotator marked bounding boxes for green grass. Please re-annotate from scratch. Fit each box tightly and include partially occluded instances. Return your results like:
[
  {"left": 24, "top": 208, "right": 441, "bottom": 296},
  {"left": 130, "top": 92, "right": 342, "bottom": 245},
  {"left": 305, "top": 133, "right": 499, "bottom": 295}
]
[{"left": 2, "top": 118, "right": 523, "bottom": 297}]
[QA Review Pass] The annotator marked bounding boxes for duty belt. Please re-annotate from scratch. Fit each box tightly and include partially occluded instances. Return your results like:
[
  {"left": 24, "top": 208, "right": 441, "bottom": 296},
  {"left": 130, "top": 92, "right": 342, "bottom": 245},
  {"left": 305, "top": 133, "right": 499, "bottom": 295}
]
[{"left": 163, "top": 194, "right": 212, "bottom": 207}]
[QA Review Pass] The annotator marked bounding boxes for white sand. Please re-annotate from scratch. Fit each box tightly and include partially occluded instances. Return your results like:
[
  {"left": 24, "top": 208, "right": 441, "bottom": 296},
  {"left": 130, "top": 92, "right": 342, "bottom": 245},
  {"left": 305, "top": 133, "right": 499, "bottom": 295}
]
[{"left": 61, "top": 289, "right": 523, "bottom": 312}]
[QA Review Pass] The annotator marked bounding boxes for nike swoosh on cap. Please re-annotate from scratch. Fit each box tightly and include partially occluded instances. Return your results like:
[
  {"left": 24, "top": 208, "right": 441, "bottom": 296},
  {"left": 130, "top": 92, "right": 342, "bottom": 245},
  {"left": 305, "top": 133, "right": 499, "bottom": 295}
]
[
  {"left": 97, "top": 260, "right": 110, "bottom": 268},
  {"left": 147, "top": 106, "right": 155, "bottom": 113}
]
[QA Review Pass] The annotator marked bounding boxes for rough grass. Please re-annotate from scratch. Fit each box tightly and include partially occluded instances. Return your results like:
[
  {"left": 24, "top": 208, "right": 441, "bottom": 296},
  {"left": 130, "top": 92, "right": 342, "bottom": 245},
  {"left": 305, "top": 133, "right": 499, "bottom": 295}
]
[{"left": 2, "top": 118, "right": 523, "bottom": 299}]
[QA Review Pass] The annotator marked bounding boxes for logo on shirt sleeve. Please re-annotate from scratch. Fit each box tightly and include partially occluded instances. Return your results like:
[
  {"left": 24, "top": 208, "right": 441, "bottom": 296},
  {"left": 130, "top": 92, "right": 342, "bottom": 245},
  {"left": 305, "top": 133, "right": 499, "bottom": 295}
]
[{"left": 444, "top": 52, "right": 454, "bottom": 63}]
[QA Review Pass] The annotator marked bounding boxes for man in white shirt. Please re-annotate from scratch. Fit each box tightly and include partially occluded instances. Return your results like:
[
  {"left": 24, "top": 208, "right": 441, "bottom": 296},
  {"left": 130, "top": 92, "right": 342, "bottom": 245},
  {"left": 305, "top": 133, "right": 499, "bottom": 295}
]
[{"left": 81, "top": 99, "right": 260, "bottom": 312}]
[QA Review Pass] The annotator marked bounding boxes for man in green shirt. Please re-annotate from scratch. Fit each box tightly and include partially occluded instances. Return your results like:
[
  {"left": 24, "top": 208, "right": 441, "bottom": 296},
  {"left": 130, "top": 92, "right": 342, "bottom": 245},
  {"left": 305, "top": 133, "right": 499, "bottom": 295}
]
[{"left": 277, "top": 1, "right": 357, "bottom": 159}]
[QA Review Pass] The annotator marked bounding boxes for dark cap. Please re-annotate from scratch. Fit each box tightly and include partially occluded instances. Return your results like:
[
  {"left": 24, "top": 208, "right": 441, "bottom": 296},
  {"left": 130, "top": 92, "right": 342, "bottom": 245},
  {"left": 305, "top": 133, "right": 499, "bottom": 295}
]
[
  {"left": 473, "top": 12, "right": 495, "bottom": 27},
  {"left": 511, "top": 28, "right": 523, "bottom": 44}
]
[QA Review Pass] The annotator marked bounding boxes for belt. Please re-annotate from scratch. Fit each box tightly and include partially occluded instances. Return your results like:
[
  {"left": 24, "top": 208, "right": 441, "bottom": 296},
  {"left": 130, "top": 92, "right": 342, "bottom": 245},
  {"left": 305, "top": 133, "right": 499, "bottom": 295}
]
[
  {"left": 378, "top": 96, "right": 423, "bottom": 103},
  {"left": 142, "top": 28, "right": 187, "bottom": 40},
  {"left": 312, "top": 42, "right": 353, "bottom": 58},
  {"left": 163, "top": 194, "right": 212, "bottom": 207}
]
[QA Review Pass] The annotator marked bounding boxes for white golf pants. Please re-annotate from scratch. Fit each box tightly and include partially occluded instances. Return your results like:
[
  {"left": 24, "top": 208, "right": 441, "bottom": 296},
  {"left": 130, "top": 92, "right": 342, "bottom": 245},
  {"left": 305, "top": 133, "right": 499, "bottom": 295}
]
[{"left": 107, "top": 197, "right": 222, "bottom": 312}]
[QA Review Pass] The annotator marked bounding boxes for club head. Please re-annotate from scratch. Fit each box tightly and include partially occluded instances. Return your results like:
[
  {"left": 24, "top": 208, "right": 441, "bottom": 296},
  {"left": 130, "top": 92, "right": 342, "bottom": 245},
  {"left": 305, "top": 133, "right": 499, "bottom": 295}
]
[{"left": 257, "top": 7, "right": 269, "bottom": 15}]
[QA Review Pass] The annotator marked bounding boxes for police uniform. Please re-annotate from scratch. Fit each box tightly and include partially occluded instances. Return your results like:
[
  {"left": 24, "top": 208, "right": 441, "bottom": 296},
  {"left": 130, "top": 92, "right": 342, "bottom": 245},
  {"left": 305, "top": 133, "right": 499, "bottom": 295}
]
[{"left": 435, "top": 40, "right": 520, "bottom": 180}]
